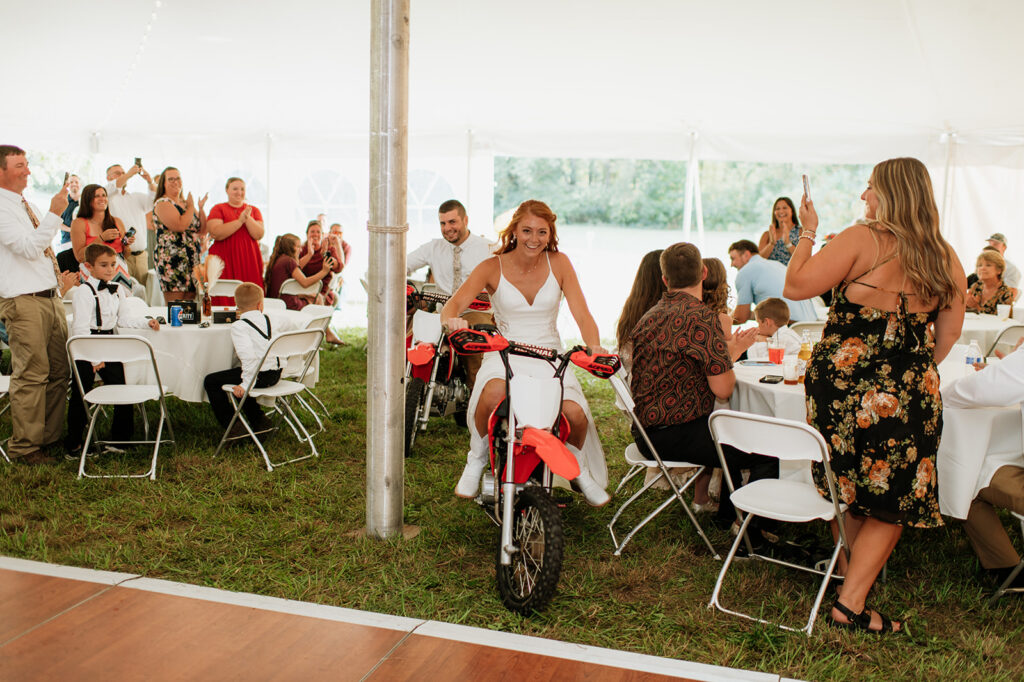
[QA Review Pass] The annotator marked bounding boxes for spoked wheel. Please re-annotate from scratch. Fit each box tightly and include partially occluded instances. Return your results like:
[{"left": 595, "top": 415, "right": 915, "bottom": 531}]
[
  {"left": 403, "top": 377, "right": 426, "bottom": 458},
  {"left": 496, "top": 486, "right": 564, "bottom": 615}
]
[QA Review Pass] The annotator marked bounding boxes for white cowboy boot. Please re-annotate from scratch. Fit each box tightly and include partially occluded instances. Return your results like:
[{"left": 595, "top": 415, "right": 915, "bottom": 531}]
[
  {"left": 455, "top": 447, "right": 488, "bottom": 499},
  {"left": 568, "top": 444, "right": 610, "bottom": 507}
]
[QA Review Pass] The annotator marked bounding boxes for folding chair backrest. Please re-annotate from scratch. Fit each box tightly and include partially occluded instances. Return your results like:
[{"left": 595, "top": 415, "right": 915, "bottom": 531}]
[
  {"left": 67, "top": 334, "right": 156, "bottom": 366},
  {"left": 988, "top": 324, "right": 1024, "bottom": 357},
  {"left": 266, "top": 329, "right": 324, "bottom": 361},
  {"left": 210, "top": 279, "right": 244, "bottom": 298},
  {"left": 302, "top": 304, "right": 334, "bottom": 318},
  {"left": 305, "top": 315, "right": 332, "bottom": 332},
  {"left": 790, "top": 321, "right": 825, "bottom": 341},
  {"left": 608, "top": 373, "right": 635, "bottom": 412},
  {"left": 280, "top": 278, "right": 320, "bottom": 296},
  {"left": 263, "top": 298, "right": 287, "bottom": 311},
  {"left": 709, "top": 409, "right": 828, "bottom": 463}
]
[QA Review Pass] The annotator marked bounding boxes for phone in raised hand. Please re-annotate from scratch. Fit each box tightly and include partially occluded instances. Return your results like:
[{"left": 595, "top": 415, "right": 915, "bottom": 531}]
[
  {"left": 802, "top": 174, "right": 811, "bottom": 200},
  {"left": 63, "top": 171, "right": 70, "bottom": 185}
]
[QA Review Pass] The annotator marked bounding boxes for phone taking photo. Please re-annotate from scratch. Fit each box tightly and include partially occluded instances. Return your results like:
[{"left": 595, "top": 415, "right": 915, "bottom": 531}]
[
  {"left": 802, "top": 174, "right": 811, "bottom": 200},
  {"left": 63, "top": 171, "right": 70, "bottom": 185},
  {"left": 134, "top": 157, "right": 142, "bottom": 168}
]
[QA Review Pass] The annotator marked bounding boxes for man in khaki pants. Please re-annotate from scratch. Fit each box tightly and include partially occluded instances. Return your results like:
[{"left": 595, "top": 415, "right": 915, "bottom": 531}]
[
  {"left": 943, "top": 339, "right": 1024, "bottom": 589},
  {"left": 0, "top": 145, "right": 71, "bottom": 465}
]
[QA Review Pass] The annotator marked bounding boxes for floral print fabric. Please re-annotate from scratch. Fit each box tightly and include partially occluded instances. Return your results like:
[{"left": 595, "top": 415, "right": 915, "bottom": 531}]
[
  {"left": 767, "top": 226, "right": 800, "bottom": 265},
  {"left": 153, "top": 198, "right": 202, "bottom": 293},
  {"left": 805, "top": 287, "right": 943, "bottom": 528},
  {"left": 966, "top": 280, "right": 1014, "bottom": 314}
]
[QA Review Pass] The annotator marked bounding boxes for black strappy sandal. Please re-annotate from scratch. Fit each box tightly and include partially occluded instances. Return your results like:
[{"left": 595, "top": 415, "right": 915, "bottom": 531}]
[{"left": 831, "top": 600, "right": 900, "bottom": 635}]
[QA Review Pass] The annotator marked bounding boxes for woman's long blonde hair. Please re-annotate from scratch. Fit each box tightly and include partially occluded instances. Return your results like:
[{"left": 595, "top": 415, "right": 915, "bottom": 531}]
[{"left": 866, "top": 158, "right": 961, "bottom": 309}]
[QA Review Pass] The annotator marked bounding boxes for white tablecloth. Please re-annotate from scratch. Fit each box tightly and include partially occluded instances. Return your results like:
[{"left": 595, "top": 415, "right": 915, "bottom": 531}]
[
  {"left": 730, "top": 362, "right": 1023, "bottom": 519},
  {"left": 957, "top": 313, "right": 1017, "bottom": 354},
  {"left": 118, "top": 307, "right": 315, "bottom": 402}
]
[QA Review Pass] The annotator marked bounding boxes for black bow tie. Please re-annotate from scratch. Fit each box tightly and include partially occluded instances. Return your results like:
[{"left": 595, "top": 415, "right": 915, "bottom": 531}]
[{"left": 98, "top": 281, "right": 118, "bottom": 294}]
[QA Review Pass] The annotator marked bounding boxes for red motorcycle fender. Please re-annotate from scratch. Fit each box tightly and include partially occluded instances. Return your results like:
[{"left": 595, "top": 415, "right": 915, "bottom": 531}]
[
  {"left": 520, "top": 428, "right": 580, "bottom": 480},
  {"left": 406, "top": 342, "right": 435, "bottom": 366},
  {"left": 445, "top": 349, "right": 455, "bottom": 381}
]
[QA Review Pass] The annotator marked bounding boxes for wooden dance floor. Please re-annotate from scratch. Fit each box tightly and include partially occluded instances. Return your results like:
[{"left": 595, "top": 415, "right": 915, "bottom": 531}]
[{"left": 0, "top": 557, "right": 782, "bottom": 681}]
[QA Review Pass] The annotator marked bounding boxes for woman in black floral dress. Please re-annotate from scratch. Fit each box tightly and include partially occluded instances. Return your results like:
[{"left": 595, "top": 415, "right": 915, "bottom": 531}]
[
  {"left": 153, "top": 166, "right": 207, "bottom": 302},
  {"left": 784, "top": 158, "right": 966, "bottom": 634}
]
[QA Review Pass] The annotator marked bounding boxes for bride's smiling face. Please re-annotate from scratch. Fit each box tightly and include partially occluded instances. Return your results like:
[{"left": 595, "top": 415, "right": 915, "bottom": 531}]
[{"left": 515, "top": 213, "right": 551, "bottom": 254}]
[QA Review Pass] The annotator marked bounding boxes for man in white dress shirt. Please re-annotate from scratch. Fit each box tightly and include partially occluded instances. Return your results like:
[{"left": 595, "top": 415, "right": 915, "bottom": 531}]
[
  {"left": 942, "top": 341, "right": 1024, "bottom": 588},
  {"left": 0, "top": 145, "right": 71, "bottom": 465},
  {"left": 106, "top": 161, "right": 157, "bottom": 285},
  {"left": 407, "top": 199, "right": 494, "bottom": 388}
]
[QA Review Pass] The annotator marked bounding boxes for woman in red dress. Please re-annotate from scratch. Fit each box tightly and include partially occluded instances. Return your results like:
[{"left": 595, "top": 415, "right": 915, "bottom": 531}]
[
  {"left": 297, "top": 220, "right": 344, "bottom": 305},
  {"left": 206, "top": 177, "right": 265, "bottom": 304}
]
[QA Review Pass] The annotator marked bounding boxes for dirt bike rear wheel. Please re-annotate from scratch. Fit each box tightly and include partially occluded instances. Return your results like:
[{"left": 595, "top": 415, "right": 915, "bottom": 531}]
[
  {"left": 495, "top": 486, "right": 564, "bottom": 615},
  {"left": 403, "top": 377, "right": 426, "bottom": 458}
]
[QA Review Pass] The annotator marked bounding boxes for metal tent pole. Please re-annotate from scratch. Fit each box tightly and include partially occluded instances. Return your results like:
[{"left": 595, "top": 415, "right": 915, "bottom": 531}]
[
  {"left": 682, "top": 131, "right": 697, "bottom": 238},
  {"left": 366, "top": 0, "right": 410, "bottom": 539}
]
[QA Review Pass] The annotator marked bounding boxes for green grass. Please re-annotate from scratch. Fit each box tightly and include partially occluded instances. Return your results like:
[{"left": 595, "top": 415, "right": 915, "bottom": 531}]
[{"left": 2, "top": 332, "right": 1023, "bottom": 680}]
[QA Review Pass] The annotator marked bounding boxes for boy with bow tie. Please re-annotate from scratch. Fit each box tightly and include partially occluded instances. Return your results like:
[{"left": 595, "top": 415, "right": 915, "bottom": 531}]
[{"left": 65, "top": 243, "right": 160, "bottom": 456}]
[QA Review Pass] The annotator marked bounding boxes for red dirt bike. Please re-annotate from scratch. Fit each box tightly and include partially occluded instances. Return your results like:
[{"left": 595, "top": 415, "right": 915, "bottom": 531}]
[
  {"left": 448, "top": 326, "right": 620, "bottom": 615},
  {"left": 404, "top": 283, "right": 490, "bottom": 457}
]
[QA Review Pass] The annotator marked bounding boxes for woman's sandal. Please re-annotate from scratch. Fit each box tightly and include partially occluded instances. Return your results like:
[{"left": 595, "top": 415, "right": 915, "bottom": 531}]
[{"left": 830, "top": 600, "right": 900, "bottom": 635}]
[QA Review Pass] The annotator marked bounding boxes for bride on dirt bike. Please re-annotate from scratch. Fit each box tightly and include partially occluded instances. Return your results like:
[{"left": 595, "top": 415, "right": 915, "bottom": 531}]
[{"left": 441, "top": 200, "right": 610, "bottom": 506}]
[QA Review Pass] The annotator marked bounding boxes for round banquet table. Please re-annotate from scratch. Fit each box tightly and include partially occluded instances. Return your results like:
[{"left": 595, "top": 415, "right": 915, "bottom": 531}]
[
  {"left": 956, "top": 312, "right": 1019, "bottom": 354},
  {"left": 117, "top": 307, "right": 316, "bottom": 402},
  {"left": 729, "top": 360, "right": 1024, "bottom": 519}
]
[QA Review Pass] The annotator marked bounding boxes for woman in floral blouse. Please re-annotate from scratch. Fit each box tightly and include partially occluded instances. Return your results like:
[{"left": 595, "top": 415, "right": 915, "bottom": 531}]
[
  {"left": 784, "top": 158, "right": 966, "bottom": 634},
  {"left": 966, "top": 250, "right": 1014, "bottom": 314}
]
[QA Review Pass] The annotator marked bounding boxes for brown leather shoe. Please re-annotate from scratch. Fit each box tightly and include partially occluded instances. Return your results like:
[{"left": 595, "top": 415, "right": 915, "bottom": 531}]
[{"left": 17, "top": 451, "right": 57, "bottom": 466}]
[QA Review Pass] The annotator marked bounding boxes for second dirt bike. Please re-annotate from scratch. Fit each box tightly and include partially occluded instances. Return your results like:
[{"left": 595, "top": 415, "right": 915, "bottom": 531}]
[{"left": 404, "top": 283, "right": 489, "bottom": 457}]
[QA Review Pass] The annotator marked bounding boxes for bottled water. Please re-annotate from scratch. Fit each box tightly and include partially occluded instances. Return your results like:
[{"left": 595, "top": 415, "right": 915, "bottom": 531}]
[{"left": 965, "top": 340, "right": 983, "bottom": 367}]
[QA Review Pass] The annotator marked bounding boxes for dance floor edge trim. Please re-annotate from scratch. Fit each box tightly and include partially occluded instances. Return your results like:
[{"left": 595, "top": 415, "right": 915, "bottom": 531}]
[{"left": 0, "top": 555, "right": 782, "bottom": 682}]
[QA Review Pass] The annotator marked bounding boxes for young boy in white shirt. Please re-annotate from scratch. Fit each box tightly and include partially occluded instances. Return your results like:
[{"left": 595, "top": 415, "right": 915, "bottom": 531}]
[
  {"left": 746, "top": 297, "right": 802, "bottom": 361},
  {"left": 65, "top": 243, "right": 160, "bottom": 454},
  {"left": 203, "top": 282, "right": 280, "bottom": 437}
]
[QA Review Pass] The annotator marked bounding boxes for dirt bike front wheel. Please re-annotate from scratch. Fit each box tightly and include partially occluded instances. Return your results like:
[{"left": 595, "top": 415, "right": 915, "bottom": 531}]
[
  {"left": 496, "top": 486, "right": 564, "bottom": 615},
  {"left": 403, "top": 376, "right": 426, "bottom": 458}
]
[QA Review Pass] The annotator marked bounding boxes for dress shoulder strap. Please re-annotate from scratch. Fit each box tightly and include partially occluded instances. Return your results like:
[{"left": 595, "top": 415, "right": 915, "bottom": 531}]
[{"left": 841, "top": 226, "right": 900, "bottom": 293}]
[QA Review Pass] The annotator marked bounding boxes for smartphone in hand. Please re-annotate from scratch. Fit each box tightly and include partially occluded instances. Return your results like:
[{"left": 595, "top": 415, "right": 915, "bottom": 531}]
[
  {"left": 802, "top": 174, "right": 811, "bottom": 200},
  {"left": 63, "top": 171, "right": 70, "bottom": 185},
  {"left": 135, "top": 157, "right": 142, "bottom": 168}
]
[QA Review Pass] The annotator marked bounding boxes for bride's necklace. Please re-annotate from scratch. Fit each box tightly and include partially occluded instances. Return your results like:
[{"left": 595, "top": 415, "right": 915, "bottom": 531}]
[{"left": 513, "top": 254, "right": 541, "bottom": 277}]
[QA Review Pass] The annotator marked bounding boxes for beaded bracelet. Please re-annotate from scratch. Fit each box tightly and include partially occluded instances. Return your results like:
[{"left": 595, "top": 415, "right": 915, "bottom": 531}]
[{"left": 799, "top": 230, "right": 817, "bottom": 242}]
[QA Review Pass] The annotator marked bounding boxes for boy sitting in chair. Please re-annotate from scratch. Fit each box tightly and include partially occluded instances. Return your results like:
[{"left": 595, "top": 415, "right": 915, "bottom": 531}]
[
  {"left": 66, "top": 242, "right": 160, "bottom": 456},
  {"left": 746, "top": 297, "right": 802, "bottom": 361},
  {"left": 203, "top": 282, "right": 280, "bottom": 438}
]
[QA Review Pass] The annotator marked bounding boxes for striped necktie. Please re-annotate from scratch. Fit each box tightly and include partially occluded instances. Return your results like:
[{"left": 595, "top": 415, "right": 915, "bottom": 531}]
[{"left": 21, "top": 197, "right": 62, "bottom": 286}]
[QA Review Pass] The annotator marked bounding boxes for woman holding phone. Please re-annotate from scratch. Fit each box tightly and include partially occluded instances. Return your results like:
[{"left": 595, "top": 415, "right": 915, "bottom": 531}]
[
  {"left": 206, "top": 177, "right": 265, "bottom": 304},
  {"left": 265, "top": 232, "right": 345, "bottom": 345},
  {"left": 298, "top": 220, "right": 343, "bottom": 306},
  {"left": 785, "top": 158, "right": 965, "bottom": 634},
  {"left": 70, "top": 184, "right": 132, "bottom": 263}
]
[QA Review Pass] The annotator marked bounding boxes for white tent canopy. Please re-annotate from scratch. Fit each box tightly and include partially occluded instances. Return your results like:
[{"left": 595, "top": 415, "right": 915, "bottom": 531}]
[{"left": 8, "top": 0, "right": 1024, "bottom": 263}]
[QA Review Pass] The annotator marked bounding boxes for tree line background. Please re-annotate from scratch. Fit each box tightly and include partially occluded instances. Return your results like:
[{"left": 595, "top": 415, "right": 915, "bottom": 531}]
[{"left": 494, "top": 157, "right": 874, "bottom": 234}]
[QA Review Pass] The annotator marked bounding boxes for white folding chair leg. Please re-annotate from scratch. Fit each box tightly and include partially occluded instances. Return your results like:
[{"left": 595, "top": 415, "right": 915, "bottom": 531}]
[
  {"left": 612, "top": 463, "right": 646, "bottom": 495},
  {"left": 301, "top": 386, "right": 329, "bottom": 420},
  {"left": 292, "top": 393, "right": 324, "bottom": 433},
  {"left": 709, "top": 512, "right": 844, "bottom": 636},
  {"left": 0, "top": 396, "right": 10, "bottom": 463},
  {"left": 988, "top": 513, "right": 1024, "bottom": 606},
  {"left": 213, "top": 392, "right": 275, "bottom": 471},
  {"left": 78, "top": 398, "right": 171, "bottom": 481}
]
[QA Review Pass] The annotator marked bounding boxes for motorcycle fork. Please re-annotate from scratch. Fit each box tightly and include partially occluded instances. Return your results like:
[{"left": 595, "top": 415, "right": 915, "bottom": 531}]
[
  {"left": 419, "top": 340, "right": 443, "bottom": 430},
  {"left": 499, "top": 410, "right": 518, "bottom": 566}
]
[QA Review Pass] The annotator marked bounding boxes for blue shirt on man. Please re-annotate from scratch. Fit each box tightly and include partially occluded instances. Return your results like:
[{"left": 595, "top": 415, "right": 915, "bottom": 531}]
[{"left": 734, "top": 254, "right": 817, "bottom": 322}]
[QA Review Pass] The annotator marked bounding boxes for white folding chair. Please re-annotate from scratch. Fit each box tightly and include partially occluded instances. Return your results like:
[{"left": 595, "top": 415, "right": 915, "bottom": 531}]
[
  {"left": 790, "top": 320, "right": 826, "bottom": 341},
  {"left": 989, "top": 512, "right": 1024, "bottom": 606},
  {"left": 987, "top": 324, "right": 1024, "bottom": 357},
  {"left": 263, "top": 297, "right": 287, "bottom": 311},
  {"left": 279, "top": 312, "right": 333, "bottom": 425},
  {"left": 209, "top": 279, "right": 244, "bottom": 300},
  {"left": 0, "top": 375, "right": 10, "bottom": 463},
  {"left": 66, "top": 335, "right": 175, "bottom": 481},
  {"left": 707, "top": 409, "right": 849, "bottom": 636},
  {"left": 606, "top": 373, "right": 720, "bottom": 559},
  {"left": 280, "top": 278, "right": 322, "bottom": 298},
  {"left": 213, "top": 328, "right": 325, "bottom": 471}
]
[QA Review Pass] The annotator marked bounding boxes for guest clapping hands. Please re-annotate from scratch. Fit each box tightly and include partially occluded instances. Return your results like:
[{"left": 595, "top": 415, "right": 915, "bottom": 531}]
[{"left": 153, "top": 167, "right": 207, "bottom": 302}]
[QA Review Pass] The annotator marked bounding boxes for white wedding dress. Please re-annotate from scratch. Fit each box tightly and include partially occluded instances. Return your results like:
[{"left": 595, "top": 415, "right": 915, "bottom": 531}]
[{"left": 464, "top": 254, "right": 608, "bottom": 488}]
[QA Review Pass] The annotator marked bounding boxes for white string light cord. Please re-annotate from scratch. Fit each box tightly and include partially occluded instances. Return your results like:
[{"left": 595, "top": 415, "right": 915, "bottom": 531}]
[{"left": 98, "top": 0, "right": 163, "bottom": 132}]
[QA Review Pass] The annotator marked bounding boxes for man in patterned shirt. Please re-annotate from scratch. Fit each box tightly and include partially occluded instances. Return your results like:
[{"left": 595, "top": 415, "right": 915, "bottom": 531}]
[{"left": 630, "top": 242, "right": 775, "bottom": 531}]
